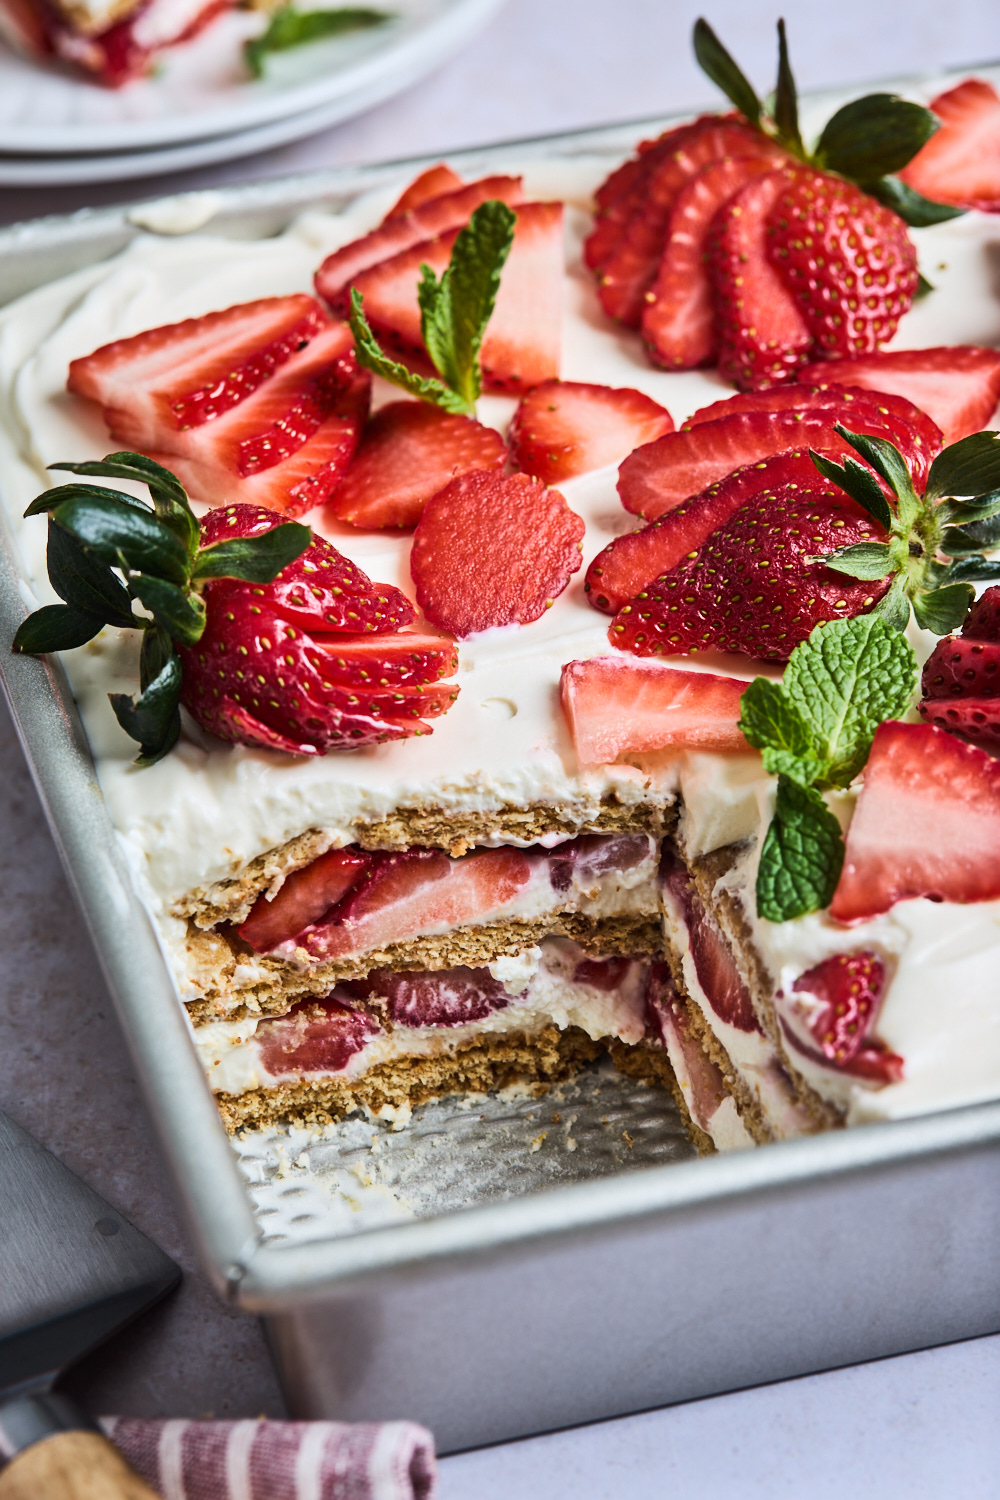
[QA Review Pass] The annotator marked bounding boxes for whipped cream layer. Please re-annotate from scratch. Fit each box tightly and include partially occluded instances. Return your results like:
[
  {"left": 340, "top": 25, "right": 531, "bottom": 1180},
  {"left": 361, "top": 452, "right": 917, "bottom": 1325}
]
[
  {"left": 196, "top": 938, "right": 648, "bottom": 1095},
  {"left": 676, "top": 752, "right": 1000, "bottom": 1126}
]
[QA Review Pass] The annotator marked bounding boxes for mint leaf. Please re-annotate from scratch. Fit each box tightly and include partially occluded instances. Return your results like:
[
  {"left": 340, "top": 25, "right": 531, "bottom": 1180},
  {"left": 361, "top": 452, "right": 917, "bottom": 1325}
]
[
  {"left": 245, "top": 6, "right": 390, "bottom": 79},
  {"left": 782, "top": 615, "right": 917, "bottom": 787},
  {"left": 417, "top": 200, "right": 515, "bottom": 411},
  {"left": 349, "top": 289, "right": 468, "bottom": 414},
  {"left": 756, "top": 778, "right": 845, "bottom": 922},
  {"left": 738, "top": 677, "right": 822, "bottom": 785}
]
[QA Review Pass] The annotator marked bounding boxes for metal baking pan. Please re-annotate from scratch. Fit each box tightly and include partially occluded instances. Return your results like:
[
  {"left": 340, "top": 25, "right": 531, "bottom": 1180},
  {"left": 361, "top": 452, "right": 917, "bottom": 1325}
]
[{"left": 2, "top": 90, "right": 1000, "bottom": 1455}]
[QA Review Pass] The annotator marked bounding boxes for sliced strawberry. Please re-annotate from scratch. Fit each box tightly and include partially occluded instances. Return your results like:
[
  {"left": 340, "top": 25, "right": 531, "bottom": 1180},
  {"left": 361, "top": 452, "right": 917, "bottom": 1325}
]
[
  {"left": 313, "top": 175, "right": 524, "bottom": 306},
  {"left": 682, "top": 381, "right": 943, "bottom": 484},
  {"left": 961, "top": 586, "right": 1000, "bottom": 640},
  {"left": 921, "top": 636, "right": 1000, "bottom": 700},
  {"left": 68, "top": 294, "right": 329, "bottom": 446},
  {"left": 615, "top": 402, "right": 926, "bottom": 522},
  {"left": 345, "top": 965, "right": 511, "bottom": 1025},
  {"left": 589, "top": 450, "right": 821, "bottom": 615},
  {"left": 572, "top": 956, "right": 635, "bottom": 991},
  {"left": 254, "top": 998, "right": 381, "bottom": 1080},
  {"left": 597, "top": 120, "right": 787, "bottom": 326},
  {"left": 304, "top": 847, "right": 532, "bottom": 960},
  {"left": 797, "top": 347, "right": 1000, "bottom": 445},
  {"left": 585, "top": 118, "right": 713, "bottom": 273},
  {"left": 547, "top": 832, "right": 653, "bottom": 890},
  {"left": 314, "top": 632, "right": 458, "bottom": 688},
  {"left": 239, "top": 848, "right": 371, "bottom": 952},
  {"left": 411, "top": 470, "right": 584, "bottom": 637},
  {"left": 644, "top": 965, "right": 733, "bottom": 1128},
  {"left": 708, "top": 168, "right": 814, "bottom": 390},
  {"left": 642, "top": 154, "right": 782, "bottom": 370},
  {"left": 327, "top": 401, "right": 506, "bottom": 529},
  {"left": 560, "top": 657, "right": 748, "bottom": 762},
  {"left": 385, "top": 163, "right": 464, "bottom": 218},
  {"left": 830, "top": 721, "right": 1000, "bottom": 922},
  {"left": 918, "top": 696, "right": 1000, "bottom": 749},
  {"left": 344, "top": 201, "right": 563, "bottom": 394},
  {"left": 508, "top": 380, "right": 673, "bottom": 483},
  {"left": 789, "top": 953, "right": 902, "bottom": 1083},
  {"left": 198, "top": 503, "right": 415, "bottom": 633},
  {"left": 899, "top": 78, "right": 1000, "bottom": 212},
  {"left": 661, "top": 851, "right": 759, "bottom": 1032}
]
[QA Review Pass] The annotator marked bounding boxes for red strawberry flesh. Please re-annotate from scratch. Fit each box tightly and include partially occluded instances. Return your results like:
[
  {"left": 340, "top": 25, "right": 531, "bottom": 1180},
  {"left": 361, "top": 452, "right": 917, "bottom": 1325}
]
[
  {"left": 327, "top": 401, "right": 506, "bottom": 530},
  {"left": 661, "top": 850, "right": 759, "bottom": 1032},
  {"left": 254, "top": 998, "right": 380, "bottom": 1080},
  {"left": 410, "top": 470, "right": 585, "bottom": 637},
  {"left": 345, "top": 965, "right": 512, "bottom": 1026},
  {"left": 899, "top": 78, "right": 1000, "bottom": 212},
  {"left": 830, "top": 721, "right": 1000, "bottom": 922},
  {"left": 708, "top": 168, "right": 814, "bottom": 391},
  {"left": 313, "top": 175, "right": 524, "bottom": 305},
  {"left": 560, "top": 657, "right": 748, "bottom": 762},
  {"left": 508, "top": 380, "right": 673, "bottom": 483},
  {"left": 642, "top": 153, "right": 783, "bottom": 370},
  {"left": 789, "top": 952, "right": 902, "bottom": 1082},
  {"left": 961, "top": 586, "right": 1000, "bottom": 641},
  {"left": 921, "top": 636, "right": 1000, "bottom": 700},
  {"left": 797, "top": 347, "right": 1000, "bottom": 446},
  {"left": 385, "top": 163, "right": 465, "bottom": 218},
  {"left": 239, "top": 849, "right": 371, "bottom": 951}
]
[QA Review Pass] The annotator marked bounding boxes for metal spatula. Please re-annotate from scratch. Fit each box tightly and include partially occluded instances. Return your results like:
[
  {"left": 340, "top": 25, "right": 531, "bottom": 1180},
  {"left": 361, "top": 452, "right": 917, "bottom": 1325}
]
[{"left": 0, "top": 1107, "right": 180, "bottom": 1498}]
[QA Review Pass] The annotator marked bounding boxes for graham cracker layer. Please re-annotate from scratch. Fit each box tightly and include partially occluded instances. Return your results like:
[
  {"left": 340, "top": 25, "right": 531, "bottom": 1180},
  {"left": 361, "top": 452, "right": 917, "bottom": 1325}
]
[
  {"left": 218, "top": 1025, "right": 605, "bottom": 1133},
  {"left": 185, "top": 913, "right": 664, "bottom": 1024},
  {"left": 175, "top": 797, "right": 674, "bottom": 930},
  {"left": 608, "top": 1040, "right": 715, "bottom": 1156}
]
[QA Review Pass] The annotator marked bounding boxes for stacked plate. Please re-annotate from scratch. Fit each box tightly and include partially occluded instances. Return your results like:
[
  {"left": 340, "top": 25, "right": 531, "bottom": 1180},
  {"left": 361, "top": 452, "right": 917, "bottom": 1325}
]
[{"left": 0, "top": 0, "right": 502, "bottom": 185}]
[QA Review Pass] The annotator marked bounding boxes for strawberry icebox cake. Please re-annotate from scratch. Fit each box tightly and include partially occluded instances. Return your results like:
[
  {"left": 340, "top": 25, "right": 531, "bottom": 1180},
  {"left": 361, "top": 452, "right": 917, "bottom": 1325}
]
[{"left": 5, "top": 25, "right": 1000, "bottom": 1155}]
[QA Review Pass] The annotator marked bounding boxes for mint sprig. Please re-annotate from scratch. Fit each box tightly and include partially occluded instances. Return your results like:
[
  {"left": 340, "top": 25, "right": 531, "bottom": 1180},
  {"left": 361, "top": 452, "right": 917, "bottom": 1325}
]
[
  {"left": 245, "top": 6, "right": 391, "bottom": 81},
  {"left": 692, "top": 18, "right": 963, "bottom": 227},
  {"left": 12, "top": 453, "right": 310, "bottom": 766},
  {"left": 348, "top": 198, "right": 516, "bottom": 417},
  {"left": 740, "top": 616, "right": 918, "bottom": 923},
  {"left": 814, "top": 426, "right": 1000, "bottom": 636}
]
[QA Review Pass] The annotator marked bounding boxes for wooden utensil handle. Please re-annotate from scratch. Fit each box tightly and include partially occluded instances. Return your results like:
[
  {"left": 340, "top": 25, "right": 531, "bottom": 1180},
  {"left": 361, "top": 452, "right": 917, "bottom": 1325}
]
[{"left": 0, "top": 1430, "right": 160, "bottom": 1500}]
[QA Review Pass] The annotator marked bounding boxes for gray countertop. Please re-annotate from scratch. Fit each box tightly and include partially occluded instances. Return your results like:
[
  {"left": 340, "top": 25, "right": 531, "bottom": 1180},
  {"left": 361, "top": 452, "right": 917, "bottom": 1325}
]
[{"left": 2, "top": 0, "right": 1000, "bottom": 1487}]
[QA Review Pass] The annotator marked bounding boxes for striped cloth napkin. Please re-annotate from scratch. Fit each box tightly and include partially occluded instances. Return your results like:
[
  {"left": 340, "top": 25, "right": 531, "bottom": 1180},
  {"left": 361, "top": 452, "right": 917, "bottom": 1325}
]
[{"left": 99, "top": 1417, "right": 436, "bottom": 1500}]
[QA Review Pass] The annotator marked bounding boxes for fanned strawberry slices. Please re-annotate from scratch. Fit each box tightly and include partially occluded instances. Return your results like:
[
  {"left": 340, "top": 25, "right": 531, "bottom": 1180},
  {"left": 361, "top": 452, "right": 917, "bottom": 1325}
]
[{"left": 68, "top": 295, "right": 369, "bottom": 518}]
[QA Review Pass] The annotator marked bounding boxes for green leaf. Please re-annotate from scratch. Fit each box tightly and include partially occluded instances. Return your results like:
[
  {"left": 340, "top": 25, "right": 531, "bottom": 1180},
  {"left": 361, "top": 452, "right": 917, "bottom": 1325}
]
[
  {"left": 871, "top": 572, "right": 911, "bottom": 631},
  {"left": 417, "top": 200, "right": 516, "bottom": 411},
  {"left": 52, "top": 452, "right": 199, "bottom": 552},
  {"left": 25, "top": 482, "right": 152, "bottom": 519},
  {"left": 245, "top": 5, "right": 390, "bottom": 78},
  {"left": 49, "top": 495, "right": 191, "bottom": 586},
  {"left": 193, "top": 521, "right": 311, "bottom": 583},
  {"left": 348, "top": 289, "right": 468, "bottom": 414},
  {"left": 738, "top": 676, "right": 822, "bottom": 785},
  {"left": 809, "top": 449, "right": 893, "bottom": 531},
  {"left": 47, "top": 521, "right": 136, "bottom": 628},
  {"left": 773, "top": 19, "right": 804, "bottom": 156},
  {"left": 130, "top": 574, "right": 206, "bottom": 646},
  {"left": 939, "top": 488, "right": 1000, "bottom": 526},
  {"left": 861, "top": 175, "right": 966, "bottom": 227},
  {"left": 11, "top": 602, "right": 105, "bottom": 654},
  {"left": 108, "top": 651, "right": 182, "bottom": 766},
  {"left": 832, "top": 425, "right": 916, "bottom": 507},
  {"left": 942, "top": 556, "right": 1000, "bottom": 584},
  {"left": 942, "top": 512, "right": 1000, "bottom": 555},
  {"left": 755, "top": 777, "right": 845, "bottom": 923},
  {"left": 139, "top": 623, "right": 175, "bottom": 692},
  {"left": 911, "top": 581, "right": 975, "bottom": 634},
  {"left": 915, "top": 270, "right": 935, "bottom": 300},
  {"left": 692, "top": 17, "right": 761, "bottom": 125},
  {"left": 925, "top": 431, "right": 1000, "bottom": 501},
  {"left": 814, "top": 94, "right": 939, "bottom": 180},
  {"left": 817, "top": 540, "right": 894, "bottom": 580},
  {"left": 782, "top": 614, "right": 917, "bottom": 788}
]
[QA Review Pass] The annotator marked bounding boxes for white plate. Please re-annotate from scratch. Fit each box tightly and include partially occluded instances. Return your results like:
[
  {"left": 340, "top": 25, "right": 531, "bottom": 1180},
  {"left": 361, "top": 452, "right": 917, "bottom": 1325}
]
[{"left": 0, "top": 0, "right": 502, "bottom": 157}]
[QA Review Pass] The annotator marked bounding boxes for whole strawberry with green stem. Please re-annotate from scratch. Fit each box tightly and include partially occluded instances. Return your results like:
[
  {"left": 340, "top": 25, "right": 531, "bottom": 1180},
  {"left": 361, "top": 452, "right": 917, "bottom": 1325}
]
[
  {"left": 12, "top": 452, "right": 457, "bottom": 764},
  {"left": 693, "top": 19, "right": 962, "bottom": 383}
]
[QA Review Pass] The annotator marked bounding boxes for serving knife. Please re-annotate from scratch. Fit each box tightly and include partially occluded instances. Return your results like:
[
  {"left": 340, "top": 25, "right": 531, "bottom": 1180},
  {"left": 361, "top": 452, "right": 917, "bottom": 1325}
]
[{"left": 0, "top": 1107, "right": 180, "bottom": 1498}]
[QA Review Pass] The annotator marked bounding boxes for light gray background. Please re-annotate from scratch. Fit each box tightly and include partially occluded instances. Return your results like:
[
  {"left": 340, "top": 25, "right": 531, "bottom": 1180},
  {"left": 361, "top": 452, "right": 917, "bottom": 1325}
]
[{"left": 2, "top": 0, "right": 1000, "bottom": 1492}]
